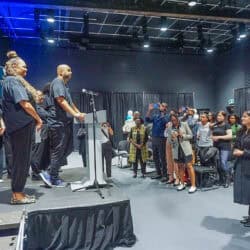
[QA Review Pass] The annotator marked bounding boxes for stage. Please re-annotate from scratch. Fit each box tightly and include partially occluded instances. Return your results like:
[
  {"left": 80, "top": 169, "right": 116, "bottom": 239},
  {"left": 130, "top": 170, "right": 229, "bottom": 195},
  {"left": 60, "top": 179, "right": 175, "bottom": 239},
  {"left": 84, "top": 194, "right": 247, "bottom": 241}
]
[{"left": 0, "top": 165, "right": 136, "bottom": 249}]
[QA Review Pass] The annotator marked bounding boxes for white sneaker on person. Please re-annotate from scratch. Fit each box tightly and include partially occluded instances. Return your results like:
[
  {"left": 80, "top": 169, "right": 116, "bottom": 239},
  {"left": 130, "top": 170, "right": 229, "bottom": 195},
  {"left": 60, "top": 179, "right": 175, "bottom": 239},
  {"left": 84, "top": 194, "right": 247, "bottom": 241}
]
[
  {"left": 0, "top": 179, "right": 3, "bottom": 183},
  {"left": 177, "top": 183, "right": 186, "bottom": 191},
  {"left": 188, "top": 186, "right": 197, "bottom": 194}
]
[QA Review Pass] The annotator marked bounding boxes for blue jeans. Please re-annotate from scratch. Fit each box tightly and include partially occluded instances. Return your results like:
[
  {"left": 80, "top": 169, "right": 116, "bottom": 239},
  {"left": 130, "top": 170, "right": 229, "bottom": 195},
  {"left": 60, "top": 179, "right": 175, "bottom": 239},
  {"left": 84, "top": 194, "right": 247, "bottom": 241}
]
[{"left": 219, "top": 150, "right": 230, "bottom": 173}]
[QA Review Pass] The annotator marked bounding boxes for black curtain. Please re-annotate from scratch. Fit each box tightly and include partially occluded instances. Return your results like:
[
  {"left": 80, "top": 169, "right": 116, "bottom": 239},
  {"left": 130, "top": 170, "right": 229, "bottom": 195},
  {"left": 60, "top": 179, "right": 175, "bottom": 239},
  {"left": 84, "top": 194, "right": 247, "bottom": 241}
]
[
  {"left": 177, "top": 93, "right": 194, "bottom": 109},
  {"left": 106, "top": 92, "right": 143, "bottom": 146},
  {"left": 71, "top": 91, "right": 194, "bottom": 148},
  {"left": 234, "top": 87, "right": 250, "bottom": 116},
  {"left": 160, "top": 93, "right": 178, "bottom": 110}
]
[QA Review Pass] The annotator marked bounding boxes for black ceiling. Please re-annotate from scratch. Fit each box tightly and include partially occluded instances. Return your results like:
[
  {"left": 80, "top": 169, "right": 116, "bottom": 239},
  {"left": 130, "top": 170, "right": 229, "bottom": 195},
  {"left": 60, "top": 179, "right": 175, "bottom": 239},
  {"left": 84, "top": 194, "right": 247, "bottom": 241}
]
[{"left": 0, "top": 0, "right": 249, "bottom": 54}]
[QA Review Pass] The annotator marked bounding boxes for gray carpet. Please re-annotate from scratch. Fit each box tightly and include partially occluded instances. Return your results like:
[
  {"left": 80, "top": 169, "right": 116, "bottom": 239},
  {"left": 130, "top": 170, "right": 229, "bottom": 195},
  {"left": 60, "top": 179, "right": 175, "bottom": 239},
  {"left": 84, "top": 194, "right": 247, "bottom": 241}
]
[
  {"left": 0, "top": 152, "right": 249, "bottom": 250},
  {"left": 112, "top": 166, "right": 250, "bottom": 250}
]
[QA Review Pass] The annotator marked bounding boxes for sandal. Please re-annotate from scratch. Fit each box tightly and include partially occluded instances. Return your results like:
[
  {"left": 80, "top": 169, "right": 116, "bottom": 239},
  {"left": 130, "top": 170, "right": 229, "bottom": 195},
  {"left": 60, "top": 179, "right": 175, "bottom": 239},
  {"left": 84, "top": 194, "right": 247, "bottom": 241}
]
[{"left": 11, "top": 196, "right": 36, "bottom": 205}]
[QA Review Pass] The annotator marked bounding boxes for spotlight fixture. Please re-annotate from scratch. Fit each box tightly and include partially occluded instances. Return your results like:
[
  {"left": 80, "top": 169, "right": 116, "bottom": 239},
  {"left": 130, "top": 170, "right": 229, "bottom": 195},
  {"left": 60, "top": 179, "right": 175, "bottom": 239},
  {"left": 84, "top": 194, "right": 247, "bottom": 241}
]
[
  {"left": 143, "top": 34, "right": 150, "bottom": 48},
  {"left": 47, "top": 38, "right": 55, "bottom": 44},
  {"left": 47, "top": 17, "right": 55, "bottom": 23},
  {"left": 238, "top": 23, "right": 247, "bottom": 39},
  {"left": 206, "top": 37, "right": 214, "bottom": 54},
  {"left": 188, "top": 1, "right": 197, "bottom": 7},
  {"left": 206, "top": 48, "right": 214, "bottom": 53},
  {"left": 160, "top": 17, "right": 167, "bottom": 32},
  {"left": 46, "top": 10, "right": 55, "bottom": 23}
]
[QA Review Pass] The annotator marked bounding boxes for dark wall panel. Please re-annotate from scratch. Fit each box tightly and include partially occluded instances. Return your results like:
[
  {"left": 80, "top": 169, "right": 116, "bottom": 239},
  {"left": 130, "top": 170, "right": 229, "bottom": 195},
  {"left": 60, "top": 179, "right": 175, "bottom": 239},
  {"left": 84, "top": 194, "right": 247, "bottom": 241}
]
[
  {"left": 0, "top": 41, "right": 216, "bottom": 110},
  {"left": 214, "top": 44, "right": 250, "bottom": 110}
]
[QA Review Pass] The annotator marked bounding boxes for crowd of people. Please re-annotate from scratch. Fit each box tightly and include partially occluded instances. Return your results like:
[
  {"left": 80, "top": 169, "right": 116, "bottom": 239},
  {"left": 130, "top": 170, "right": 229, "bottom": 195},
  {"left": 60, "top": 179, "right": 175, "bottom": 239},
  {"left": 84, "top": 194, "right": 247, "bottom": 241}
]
[
  {"left": 0, "top": 50, "right": 249, "bottom": 227},
  {"left": 123, "top": 104, "right": 250, "bottom": 226}
]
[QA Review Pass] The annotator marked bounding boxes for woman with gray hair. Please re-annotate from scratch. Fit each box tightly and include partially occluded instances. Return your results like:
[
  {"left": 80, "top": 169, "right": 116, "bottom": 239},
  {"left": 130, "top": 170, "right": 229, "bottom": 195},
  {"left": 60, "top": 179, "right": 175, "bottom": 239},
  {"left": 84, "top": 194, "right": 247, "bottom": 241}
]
[{"left": 3, "top": 51, "right": 42, "bottom": 204}]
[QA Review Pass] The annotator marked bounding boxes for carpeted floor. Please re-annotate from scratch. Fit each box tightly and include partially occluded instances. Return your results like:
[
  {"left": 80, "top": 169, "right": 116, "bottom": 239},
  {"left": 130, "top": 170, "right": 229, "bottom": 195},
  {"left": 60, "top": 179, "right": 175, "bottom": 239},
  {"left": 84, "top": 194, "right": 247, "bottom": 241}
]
[
  {"left": 0, "top": 152, "right": 249, "bottom": 250},
  {"left": 113, "top": 163, "right": 250, "bottom": 250}
]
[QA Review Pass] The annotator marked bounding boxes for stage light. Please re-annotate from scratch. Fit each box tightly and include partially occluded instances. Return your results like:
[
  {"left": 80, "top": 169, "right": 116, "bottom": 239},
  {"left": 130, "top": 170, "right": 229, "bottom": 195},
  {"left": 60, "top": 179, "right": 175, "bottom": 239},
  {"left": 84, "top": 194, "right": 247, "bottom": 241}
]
[
  {"left": 206, "top": 48, "right": 214, "bottom": 53},
  {"left": 160, "top": 17, "right": 167, "bottom": 32},
  {"left": 47, "top": 17, "right": 55, "bottom": 23},
  {"left": 238, "top": 23, "right": 247, "bottom": 40},
  {"left": 206, "top": 37, "right": 214, "bottom": 54},
  {"left": 239, "top": 34, "right": 247, "bottom": 39},
  {"left": 143, "top": 35, "right": 150, "bottom": 48},
  {"left": 188, "top": 1, "right": 197, "bottom": 7},
  {"left": 47, "top": 39, "right": 55, "bottom": 44}
]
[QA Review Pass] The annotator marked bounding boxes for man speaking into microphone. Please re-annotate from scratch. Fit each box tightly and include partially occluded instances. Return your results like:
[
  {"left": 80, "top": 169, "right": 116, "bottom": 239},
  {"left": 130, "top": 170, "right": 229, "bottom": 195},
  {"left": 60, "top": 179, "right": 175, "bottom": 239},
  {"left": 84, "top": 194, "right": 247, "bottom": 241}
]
[{"left": 40, "top": 64, "right": 85, "bottom": 187}]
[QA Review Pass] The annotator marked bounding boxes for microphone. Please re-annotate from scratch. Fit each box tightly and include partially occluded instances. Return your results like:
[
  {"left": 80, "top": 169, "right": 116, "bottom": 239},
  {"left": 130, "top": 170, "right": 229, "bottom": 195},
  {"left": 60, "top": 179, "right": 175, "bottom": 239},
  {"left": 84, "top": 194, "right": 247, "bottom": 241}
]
[{"left": 81, "top": 89, "right": 99, "bottom": 96}]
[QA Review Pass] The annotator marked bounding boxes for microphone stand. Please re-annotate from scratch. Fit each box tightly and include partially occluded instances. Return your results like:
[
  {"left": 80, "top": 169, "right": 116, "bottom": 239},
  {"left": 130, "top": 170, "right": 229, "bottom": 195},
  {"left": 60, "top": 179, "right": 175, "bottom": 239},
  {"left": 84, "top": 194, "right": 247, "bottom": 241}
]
[
  {"left": 73, "top": 93, "right": 110, "bottom": 199},
  {"left": 86, "top": 93, "right": 104, "bottom": 198}
]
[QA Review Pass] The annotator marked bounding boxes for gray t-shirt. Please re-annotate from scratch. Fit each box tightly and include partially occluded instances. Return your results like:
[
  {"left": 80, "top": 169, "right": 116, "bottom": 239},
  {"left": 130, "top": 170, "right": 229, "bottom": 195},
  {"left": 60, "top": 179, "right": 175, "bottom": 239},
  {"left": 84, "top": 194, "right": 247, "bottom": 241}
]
[
  {"left": 2, "top": 76, "right": 33, "bottom": 134},
  {"left": 51, "top": 77, "right": 73, "bottom": 124},
  {"left": 197, "top": 122, "right": 213, "bottom": 147}
]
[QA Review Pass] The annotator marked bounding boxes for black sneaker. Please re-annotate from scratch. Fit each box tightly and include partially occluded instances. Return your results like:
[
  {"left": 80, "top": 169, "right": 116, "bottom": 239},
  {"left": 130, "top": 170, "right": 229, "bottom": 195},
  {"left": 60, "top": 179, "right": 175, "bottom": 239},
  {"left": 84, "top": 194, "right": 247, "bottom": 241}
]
[
  {"left": 240, "top": 217, "right": 250, "bottom": 224},
  {"left": 160, "top": 177, "right": 168, "bottom": 183},
  {"left": 151, "top": 175, "right": 162, "bottom": 180},
  {"left": 244, "top": 221, "right": 250, "bottom": 227}
]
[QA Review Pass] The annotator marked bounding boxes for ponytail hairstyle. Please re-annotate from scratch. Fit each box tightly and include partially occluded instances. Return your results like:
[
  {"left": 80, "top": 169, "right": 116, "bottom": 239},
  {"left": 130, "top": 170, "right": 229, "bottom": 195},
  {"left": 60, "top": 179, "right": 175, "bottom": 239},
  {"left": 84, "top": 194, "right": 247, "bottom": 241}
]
[{"left": 5, "top": 51, "right": 39, "bottom": 103}]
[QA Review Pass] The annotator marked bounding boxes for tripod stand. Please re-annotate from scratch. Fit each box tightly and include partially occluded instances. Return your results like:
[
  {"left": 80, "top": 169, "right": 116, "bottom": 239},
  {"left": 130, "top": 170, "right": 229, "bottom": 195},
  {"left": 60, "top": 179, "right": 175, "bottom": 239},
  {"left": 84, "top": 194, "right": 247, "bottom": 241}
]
[{"left": 71, "top": 93, "right": 110, "bottom": 199}]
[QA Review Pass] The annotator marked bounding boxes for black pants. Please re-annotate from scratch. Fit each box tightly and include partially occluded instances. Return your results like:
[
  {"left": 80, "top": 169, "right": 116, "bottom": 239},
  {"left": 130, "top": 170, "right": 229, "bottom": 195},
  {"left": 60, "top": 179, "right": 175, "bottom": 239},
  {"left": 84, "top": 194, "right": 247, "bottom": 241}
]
[
  {"left": 152, "top": 137, "right": 167, "bottom": 177},
  {"left": 49, "top": 125, "right": 65, "bottom": 180},
  {"left": 102, "top": 141, "right": 112, "bottom": 178},
  {"left": 9, "top": 122, "right": 33, "bottom": 192},
  {"left": 31, "top": 137, "right": 50, "bottom": 174},
  {"left": 3, "top": 133, "right": 13, "bottom": 177},
  {"left": 79, "top": 137, "right": 87, "bottom": 167},
  {"left": 133, "top": 150, "right": 146, "bottom": 175},
  {"left": 0, "top": 136, "right": 3, "bottom": 178}
]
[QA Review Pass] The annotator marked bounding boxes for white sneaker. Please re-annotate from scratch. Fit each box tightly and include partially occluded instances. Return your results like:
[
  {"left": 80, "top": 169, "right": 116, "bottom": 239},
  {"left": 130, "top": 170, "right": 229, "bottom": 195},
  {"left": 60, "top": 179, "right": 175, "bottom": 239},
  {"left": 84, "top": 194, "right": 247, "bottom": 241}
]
[
  {"left": 177, "top": 183, "right": 186, "bottom": 191},
  {"left": 188, "top": 186, "right": 197, "bottom": 194},
  {"left": 0, "top": 179, "right": 3, "bottom": 183}
]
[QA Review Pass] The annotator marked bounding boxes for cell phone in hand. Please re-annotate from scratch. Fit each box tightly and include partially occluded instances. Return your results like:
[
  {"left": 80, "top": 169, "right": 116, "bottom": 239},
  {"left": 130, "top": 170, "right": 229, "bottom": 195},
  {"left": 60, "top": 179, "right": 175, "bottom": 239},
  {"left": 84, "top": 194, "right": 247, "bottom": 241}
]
[{"left": 153, "top": 103, "right": 159, "bottom": 109}]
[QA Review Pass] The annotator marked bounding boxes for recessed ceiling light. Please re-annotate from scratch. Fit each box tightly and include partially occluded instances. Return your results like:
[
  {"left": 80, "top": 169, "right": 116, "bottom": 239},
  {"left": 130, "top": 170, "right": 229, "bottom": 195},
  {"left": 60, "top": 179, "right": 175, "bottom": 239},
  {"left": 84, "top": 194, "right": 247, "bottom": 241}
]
[
  {"left": 206, "top": 48, "right": 214, "bottom": 53},
  {"left": 239, "top": 34, "right": 247, "bottom": 39},
  {"left": 47, "top": 39, "right": 55, "bottom": 44},
  {"left": 188, "top": 1, "right": 197, "bottom": 7},
  {"left": 47, "top": 17, "right": 55, "bottom": 23},
  {"left": 160, "top": 27, "right": 167, "bottom": 32}
]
